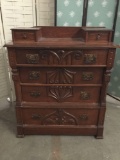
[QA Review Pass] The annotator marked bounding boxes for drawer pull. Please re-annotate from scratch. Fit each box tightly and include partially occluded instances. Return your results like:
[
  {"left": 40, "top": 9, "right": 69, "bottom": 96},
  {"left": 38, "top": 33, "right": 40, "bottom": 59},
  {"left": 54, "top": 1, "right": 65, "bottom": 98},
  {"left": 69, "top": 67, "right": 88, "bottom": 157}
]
[
  {"left": 84, "top": 54, "right": 96, "bottom": 64},
  {"left": 22, "top": 33, "right": 27, "bottom": 39},
  {"left": 32, "top": 114, "right": 41, "bottom": 120},
  {"left": 80, "top": 91, "right": 90, "bottom": 100},
  {"left": 30, "top": 91, "right": 40, "bottom": 97},
  {"left": 29, "top": 71, "right": 40, "bottom": 80},
  {"left": 75, "top": 51, "right": 83, "bottom": 60},
  {"left": 82, "top": 72, "right": 93, "bottom": 81},
  {"left": 79, "top": 114, "right": 88, "bottom": 120},
  {"left": 41, "top": 53, "right": 47, "bottom": 60},
  {"left": 26, "top": 54, "right": 39, "bottom": 64},
  {"left": 96, "top": 34, "right": 101, "bottom": 40}
]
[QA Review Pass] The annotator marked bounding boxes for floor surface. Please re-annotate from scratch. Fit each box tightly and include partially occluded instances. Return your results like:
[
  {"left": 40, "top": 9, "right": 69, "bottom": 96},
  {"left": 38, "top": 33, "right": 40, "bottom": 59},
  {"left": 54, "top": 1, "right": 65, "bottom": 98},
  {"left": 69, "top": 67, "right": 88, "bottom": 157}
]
[{"left": 0, "top": 96, "right": 120, "bottom": 160}]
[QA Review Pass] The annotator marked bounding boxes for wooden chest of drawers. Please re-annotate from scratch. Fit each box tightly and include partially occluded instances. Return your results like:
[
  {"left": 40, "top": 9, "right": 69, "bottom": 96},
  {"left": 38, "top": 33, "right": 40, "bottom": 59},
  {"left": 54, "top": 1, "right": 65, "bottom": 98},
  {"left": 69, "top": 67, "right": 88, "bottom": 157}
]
[{"left": 5, "top": 26, "right": 116, "bottom": 138}]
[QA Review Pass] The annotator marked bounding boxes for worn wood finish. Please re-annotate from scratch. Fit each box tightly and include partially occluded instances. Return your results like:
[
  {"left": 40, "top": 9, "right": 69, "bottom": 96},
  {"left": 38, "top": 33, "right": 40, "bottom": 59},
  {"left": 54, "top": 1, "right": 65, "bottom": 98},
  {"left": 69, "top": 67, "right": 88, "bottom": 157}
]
[
  {"left": 19, "top": 67, "right": 103, "bottom": 84},
  {"left": 21, "top": 86, "right": 101, "bottom": 103},
  {"left": 15, "top": 49, "right": 108, "bottom": 66},
  {"left": 5, "top": 26, "right": 116, "bottom": 138}
]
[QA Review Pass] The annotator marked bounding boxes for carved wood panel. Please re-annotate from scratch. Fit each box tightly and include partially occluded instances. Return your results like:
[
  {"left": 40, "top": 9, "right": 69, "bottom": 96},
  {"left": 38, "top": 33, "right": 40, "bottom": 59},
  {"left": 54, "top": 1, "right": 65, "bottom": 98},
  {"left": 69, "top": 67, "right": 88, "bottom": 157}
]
[
  {"left": 47, "top": 68, "right": 76, "bottom": 84},
  {"left": 16, "top": 49, "right": 108, "bottom": 66},
  {"left": 107, "top": 49, "right": 116, "bottom": 69},
  {"left": 22, "top": 108, "right": 99, "bottom": 126},
  {"left": 21, "top": 86, "right": 100, "bottom": 103},
  {"left": 19, "top": 67, "right": 103, "bottom": 84},
  {"left": 48, "top": 86, "right": 73, "bottom": 102},
  {"left": 42, "top": 109, "right": 78, "bottom": 125}
]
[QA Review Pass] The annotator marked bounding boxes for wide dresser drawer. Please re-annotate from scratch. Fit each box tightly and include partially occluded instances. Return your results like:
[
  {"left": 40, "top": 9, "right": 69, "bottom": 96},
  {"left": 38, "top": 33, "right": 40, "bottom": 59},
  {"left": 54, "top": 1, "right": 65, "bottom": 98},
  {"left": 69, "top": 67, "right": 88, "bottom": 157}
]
[
  {"left": 21, "top": 86, "right": 101, "bottom": 103},
  {"left": 16, "top": 49, "right": 108, "bottom": 66},
  {"left": 19, "top": 67, "right": 103, "bottom": 84},
  {"left": 21, "top": 108, "right": 99, "bottom": 126}
]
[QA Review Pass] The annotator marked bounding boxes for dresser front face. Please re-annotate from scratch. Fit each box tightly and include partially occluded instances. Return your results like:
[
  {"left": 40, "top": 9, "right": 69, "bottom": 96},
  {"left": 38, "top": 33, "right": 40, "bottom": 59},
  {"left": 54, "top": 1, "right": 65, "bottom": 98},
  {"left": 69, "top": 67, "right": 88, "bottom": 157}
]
[
  {"left": 7, "top": 46, "right": 116, "bottom": 138},
  {"left": 12, "top": 48, "right": 108, "bottom": 105}
]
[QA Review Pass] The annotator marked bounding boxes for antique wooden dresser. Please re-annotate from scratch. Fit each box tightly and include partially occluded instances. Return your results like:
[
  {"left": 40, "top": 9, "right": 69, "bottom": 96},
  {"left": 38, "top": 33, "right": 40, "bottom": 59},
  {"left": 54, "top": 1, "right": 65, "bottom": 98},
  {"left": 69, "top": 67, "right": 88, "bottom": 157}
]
[{"left": 5, "top": 26, "right": 116, "bottom": 138}]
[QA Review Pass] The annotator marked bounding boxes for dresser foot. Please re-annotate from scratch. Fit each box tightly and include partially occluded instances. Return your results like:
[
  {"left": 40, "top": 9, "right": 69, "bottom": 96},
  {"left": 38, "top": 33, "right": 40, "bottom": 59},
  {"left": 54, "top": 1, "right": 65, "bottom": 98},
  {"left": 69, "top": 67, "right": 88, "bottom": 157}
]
[
  {"left": 16, "top": 125, "right": 24, "bottom": 138},
  {"left": 16, "top": 134, "right": 25, "bottom": 138},
  {"left": 96, "top": 127, "right": 104, "bottom": 139},
  {"left": 95, "top": 135, "right": 103, "bottom": 139}
]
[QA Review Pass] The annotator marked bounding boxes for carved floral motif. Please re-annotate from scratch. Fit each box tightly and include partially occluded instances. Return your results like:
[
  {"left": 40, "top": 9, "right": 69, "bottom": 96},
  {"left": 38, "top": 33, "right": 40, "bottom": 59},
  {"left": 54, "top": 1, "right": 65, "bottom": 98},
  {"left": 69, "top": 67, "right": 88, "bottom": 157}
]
[
  {"left": 31, "top": 109, "right": 89, "bottom": 125},
  {"left": 39, "top": 50, "right": 83, "bottom": 64},
  {"left": 26, "top": 54, "right": 39, "bottom": 64},
  {"left": 84, "top": 54, "right": 96, "bottom": 64},
  {"left": 42, "top": 109, "right": 78, "bottom": 125},
  {"left": 48, "top": 86, "right": 73, "bottom": 102},
  {"left": 47, "top": 68, "right": 76, "bottom": 84}
]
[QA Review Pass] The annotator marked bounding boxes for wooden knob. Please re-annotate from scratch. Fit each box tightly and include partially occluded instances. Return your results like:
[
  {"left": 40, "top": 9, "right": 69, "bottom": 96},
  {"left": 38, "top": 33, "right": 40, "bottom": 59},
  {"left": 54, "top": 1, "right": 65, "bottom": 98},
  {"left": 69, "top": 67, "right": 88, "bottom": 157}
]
[{"left": 22, "top": 33, "right": 27, "bottom": 39}]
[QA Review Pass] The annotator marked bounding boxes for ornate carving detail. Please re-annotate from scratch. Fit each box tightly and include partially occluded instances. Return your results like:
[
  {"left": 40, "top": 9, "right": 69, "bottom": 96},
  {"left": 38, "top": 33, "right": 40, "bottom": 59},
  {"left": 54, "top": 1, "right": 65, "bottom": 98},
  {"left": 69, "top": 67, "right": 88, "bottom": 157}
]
[
  {"left": 84, "top": 54, "right": 96, "bottom": 64},
  {"left": 39, "top": 50, "right": 83, "bottom": 64},
  {"left": 42, "top": 109, "right": 78, "bottom": 125},
  {"left": 80, "top": 91, "right": 90, "bottom": 100},
  {"left": 47, "top": 68, "right": 76, "bottom": 84},
  {"left": 48, "top": 86, "right": 73, "bottom": 102},
  {"left": 61, "top": 69, "right": 76, "bottom": 83},
  {"left": 82, "top": 72, "right": 93, "bottom": 81},
  {"left": 26, "top": 54, "right": 39, "bottom": 64},
  {"left": 12, "top": 69, "right": 19, "bottom": 81},
  {"left": 47, "top": 69, "right": 59, "bottom": 84},
  {"left": 30, "top": 91, "right": 40, "bottom": 97},
  {"left": 74, "top": 50, "right": 83, "bottom": 60},
  {"left": 104, "top": 73, "right": 111, "bottom": 82},
  {"left": 107, "top": 50, "right": 115, "bottom": 68},
  {"left": 49, "top": 50, "right": 70, "bottom": 64},
  {"left": 29, "top": 71, "right": 40, "bottom": 80},
  {"left": 8, "top": 49, "right": 16, "bottom": 67},
  {"left": 79, "top": 114, "right": 88, "bottom": 120}
]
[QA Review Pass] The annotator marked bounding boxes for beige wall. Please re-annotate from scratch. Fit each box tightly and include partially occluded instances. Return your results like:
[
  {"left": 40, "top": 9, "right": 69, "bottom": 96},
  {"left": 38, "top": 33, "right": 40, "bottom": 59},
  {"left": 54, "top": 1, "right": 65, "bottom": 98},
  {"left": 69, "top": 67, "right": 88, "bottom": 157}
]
[
  {"left": 36, "top": 0, "right": 55, "bottom": 26},
  {"left": 0, "top": 13, "right": 8, "bottom": 99}
]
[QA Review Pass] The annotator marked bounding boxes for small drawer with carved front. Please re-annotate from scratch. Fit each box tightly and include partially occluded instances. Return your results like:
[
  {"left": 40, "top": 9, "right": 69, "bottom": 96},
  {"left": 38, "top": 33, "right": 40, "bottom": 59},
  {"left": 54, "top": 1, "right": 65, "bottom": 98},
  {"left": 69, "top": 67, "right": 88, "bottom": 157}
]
[
  {"left": 81, "top": 27, "right": 112, "bottom": 43},
  {"left": 22, "top": 108, "right": 99, "bottom": 126},
  {"left": 11, "top": 28, "right": 41, "bottom": 42},
  {"left": 21, "top": 86, "right": 101, "bottom": 103}
]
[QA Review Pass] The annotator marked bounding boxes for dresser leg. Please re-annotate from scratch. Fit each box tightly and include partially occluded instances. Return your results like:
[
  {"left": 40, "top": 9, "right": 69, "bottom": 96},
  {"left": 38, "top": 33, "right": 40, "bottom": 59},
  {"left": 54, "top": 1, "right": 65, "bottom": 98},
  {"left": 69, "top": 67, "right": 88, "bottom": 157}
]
[
  {"left": 16, "top": 125, "right": 24, "bottom": 138},
  {"left": 16, "top": 134, "right": 25, "bottom": 138},
  {"left": 95, "top": 135, "right": 103, "bottom": 139},
  {"left": 95, "top": 127, "right": 104, "bottom": 139}
]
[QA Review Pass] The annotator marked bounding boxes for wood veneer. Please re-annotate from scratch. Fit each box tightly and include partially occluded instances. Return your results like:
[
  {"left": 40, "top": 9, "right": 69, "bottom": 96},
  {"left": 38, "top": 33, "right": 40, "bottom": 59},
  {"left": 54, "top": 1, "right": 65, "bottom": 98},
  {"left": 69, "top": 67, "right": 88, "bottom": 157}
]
[{"left": 5, "top": 26, "right": 116, "bottom": 138}]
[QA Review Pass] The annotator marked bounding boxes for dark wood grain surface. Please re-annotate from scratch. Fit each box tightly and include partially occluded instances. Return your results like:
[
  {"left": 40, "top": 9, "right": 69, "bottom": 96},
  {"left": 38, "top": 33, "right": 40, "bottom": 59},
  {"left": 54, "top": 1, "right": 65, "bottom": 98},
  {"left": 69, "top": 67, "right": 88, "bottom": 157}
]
[{"left": 5, "top": 26, "right": 116, "bottom": 138}]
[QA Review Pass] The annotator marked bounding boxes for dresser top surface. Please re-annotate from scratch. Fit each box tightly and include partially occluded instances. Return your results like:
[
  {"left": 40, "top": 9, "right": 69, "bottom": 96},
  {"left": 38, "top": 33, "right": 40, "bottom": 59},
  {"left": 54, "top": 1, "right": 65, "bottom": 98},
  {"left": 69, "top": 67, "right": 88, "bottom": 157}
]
[
  {"left": 4, "top": 26, "right": 117, "bottom": 48},
  {"left": 5, "top": 40, "right": 116, "bottom": 48}
]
